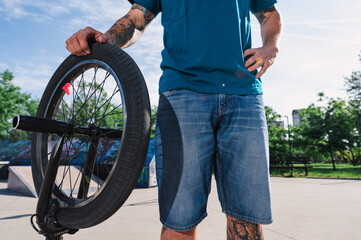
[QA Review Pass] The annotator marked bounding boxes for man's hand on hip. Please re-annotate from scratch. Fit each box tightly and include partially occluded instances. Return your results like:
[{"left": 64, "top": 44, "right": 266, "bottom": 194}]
[{"left": 244, "top": 45, "right": 279, "bottom": 78}]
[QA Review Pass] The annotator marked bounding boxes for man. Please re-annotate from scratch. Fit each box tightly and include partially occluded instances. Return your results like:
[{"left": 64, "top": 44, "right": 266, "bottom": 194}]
[{"left": 66, "top": 0, "right": 282, "bottom": 239}]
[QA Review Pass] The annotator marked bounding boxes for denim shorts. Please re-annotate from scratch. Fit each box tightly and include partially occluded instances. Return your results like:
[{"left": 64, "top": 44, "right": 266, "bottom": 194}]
[{"left": 155, "top": 89, "right": 272, "bottom": 231}]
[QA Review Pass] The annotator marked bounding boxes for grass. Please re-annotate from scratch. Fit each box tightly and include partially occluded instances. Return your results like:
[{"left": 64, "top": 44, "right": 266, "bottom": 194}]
[{"left": 270, "top": 163, "right": 361, "bottom": 179}]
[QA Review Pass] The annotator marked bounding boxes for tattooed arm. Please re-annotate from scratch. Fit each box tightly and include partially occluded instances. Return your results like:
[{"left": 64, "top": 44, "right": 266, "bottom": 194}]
[
  {"left": 255, "top": 6, "right": 282, "bottom": 54},
  {"left": 66, "top": 3, "right": 155, "bottom": 56},
  {"left": 244, "top": 5, "right": 282, "bottom": 78},
  {"left": 105, "top": 3, "right": 155, "bottom": 49}
]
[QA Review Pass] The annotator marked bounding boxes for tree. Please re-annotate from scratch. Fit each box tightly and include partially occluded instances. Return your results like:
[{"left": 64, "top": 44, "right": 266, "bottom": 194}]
[
  {"left": 265, "top": 106, "right": 289, "bottom": 165},
  {"left": 296, "top": 94, "right": 355, "bottom": 170},
  {"left": 293, "top": 105, "right": 326, "bottom": 162},
  {"left": 343, "top": 51, "right": 361, "bottom": 165},
  {"left": 344, "top": 52, "right": 361, "bottom": 112},
  {"left": 0, "top": 70, "right": 38, "bottom": 140}
]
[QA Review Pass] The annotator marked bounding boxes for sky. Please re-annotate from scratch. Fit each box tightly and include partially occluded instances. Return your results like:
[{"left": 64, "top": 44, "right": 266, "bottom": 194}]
[{"left": 1, "top": 0, "right": 361, "bottom": 124}]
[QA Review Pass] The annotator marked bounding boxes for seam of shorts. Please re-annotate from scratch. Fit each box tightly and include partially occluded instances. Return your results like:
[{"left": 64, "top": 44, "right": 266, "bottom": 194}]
[
  {"left": 160, "top": 212, "right": 208, "bottom": 231},
  {"left": 223, "top": 209, "right": 273, "bottom": 225},
  {"left": 216, "top": 151, "right": 226, "bottom": 209}
]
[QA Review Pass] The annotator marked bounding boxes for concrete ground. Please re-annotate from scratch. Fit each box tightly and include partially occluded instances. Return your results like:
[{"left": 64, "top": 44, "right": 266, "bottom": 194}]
[{"left": 0, "top": 177, "right": 361, "bottom": 240}]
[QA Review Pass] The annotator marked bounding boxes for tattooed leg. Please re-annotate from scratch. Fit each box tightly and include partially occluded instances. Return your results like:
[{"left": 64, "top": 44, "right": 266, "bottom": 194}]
[{"left": 226, "top": 215, "right": 264, "bottom": 240}]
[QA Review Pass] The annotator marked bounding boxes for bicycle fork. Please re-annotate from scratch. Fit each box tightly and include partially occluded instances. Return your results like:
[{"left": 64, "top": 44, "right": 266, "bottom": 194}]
[
  {"left": 31, "top": 136, "right": 78, "bottom": 240},
  {"left": 13, "top": 115, "right": 116, "bottom": 239}
]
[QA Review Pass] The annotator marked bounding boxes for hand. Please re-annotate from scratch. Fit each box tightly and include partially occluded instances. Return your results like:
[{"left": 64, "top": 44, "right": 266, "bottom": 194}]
[
  {"left": 65, "top": 27, "right": 109, "bottom": 56},
  {"left": 244, "top": 45, "right": 279, "bottom": 78}
]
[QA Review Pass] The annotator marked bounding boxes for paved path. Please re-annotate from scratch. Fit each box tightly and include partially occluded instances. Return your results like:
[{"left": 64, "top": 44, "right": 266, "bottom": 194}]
[{"left": 0, "top": 177, "right": 360, "bottom": 240}]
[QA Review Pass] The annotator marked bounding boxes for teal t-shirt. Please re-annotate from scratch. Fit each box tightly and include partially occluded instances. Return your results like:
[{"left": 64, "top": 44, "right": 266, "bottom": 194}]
[{"left": 130, "top": 0, "right": 277, "bottom": 95}]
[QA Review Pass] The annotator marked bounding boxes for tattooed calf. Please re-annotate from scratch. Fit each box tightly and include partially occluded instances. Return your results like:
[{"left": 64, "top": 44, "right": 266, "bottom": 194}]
[{"left": 227, "top": 216, "right": 264, "bottom": 240}]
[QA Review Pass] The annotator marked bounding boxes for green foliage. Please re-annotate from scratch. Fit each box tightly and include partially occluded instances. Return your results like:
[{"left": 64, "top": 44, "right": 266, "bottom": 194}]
[
  {"left": 344, "top": 51, "right": 361, "bottom": 111},
  {"left": 270, "top": 163, "right": 361, "bottom": 179},
  {"left": 150, "top": 105, "right": 157, "bottom": 139},
  {"left": 265, "top": 106, "right": 289, "bottom": 165},
  {"left": 56, "top": 81, "right": 124, "bottom": 131},
  {"left": 294, "top": 95, "right": 359, "bottom": 169},
  {"left": 0, "top": 70, "right": 38, "bottom": 140},
  {"left": 342, "top": 51, "right": 361, "bottom": 165}
]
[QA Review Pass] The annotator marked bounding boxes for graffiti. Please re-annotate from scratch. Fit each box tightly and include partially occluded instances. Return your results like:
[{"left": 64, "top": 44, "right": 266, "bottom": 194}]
[
  {"left": 136, "top": 139, "right": 157, "bottom": 187},
  {"left": 0, "top": 138, "right": 157, "bottom": 187},
  {"left": 0, "top": 140, "right": 32, "bottom": 165}
]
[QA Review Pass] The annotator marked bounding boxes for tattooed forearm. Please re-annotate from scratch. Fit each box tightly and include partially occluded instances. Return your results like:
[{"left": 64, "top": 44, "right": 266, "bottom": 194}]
[
  {"left": 131, "top": 4, "right": 154, "bottom": 25},
  {"left": 105, "top": 20, "right": 136, "bottom": 48},
  {"left": 226, "top": 216, "right": 264, "bottom": 240},
  {"left": 105, "top": 3, "right": 154, "bottom": 48},
  {"left": 254, "top": 6, "right": 276, "bottom": 24}
]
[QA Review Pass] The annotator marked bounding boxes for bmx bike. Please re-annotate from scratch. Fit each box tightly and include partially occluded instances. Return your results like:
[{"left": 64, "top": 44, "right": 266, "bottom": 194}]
[{"left": 12, "top": 43, "right": 151, "bottom": 239}]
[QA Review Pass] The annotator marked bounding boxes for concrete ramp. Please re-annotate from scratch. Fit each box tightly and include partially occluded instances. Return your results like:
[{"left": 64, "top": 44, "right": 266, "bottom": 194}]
[
  {"left": 8, "top": 166, "right": 37, "bottom": 198},
  {"left": 8, "top": 166, "right": 103, "bottom": 198}
]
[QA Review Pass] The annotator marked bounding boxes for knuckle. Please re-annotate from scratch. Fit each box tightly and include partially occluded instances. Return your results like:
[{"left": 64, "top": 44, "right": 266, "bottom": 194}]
[{"left": 84, "top": 26, "right": 93, "bottom": 31}]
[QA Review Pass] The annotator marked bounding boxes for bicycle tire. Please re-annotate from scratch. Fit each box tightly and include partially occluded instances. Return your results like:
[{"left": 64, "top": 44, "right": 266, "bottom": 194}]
[{"left": 31, "top": 43, "right": 151, "bottom": 229}]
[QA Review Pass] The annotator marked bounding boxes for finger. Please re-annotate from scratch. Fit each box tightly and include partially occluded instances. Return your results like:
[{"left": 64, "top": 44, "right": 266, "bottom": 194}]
[
  {"left": 247, "top": 62, "right": 262, "bottom": 72},
  {"left": 243, "top": 48, "right": 256, "bottom": 58},
  {"left": 255, "top": 57, "right": 263, "bottom": 65},
  {"left": 69, "top": 33, "right": 84, "bottom": 55},
  {"left": 73, "top": 32, "right": 93, "bottom": 56},
  {"left": 95, "top": 33, "right": 109, "bottom": 44},
  {"left": 255, "top": 63, "right": 270, "bottom": 78},
  {"left": 245, "top": 56, "right": 260, "bottom": 68},
  {"left": 77, "top": 32, "right": 91, "bottom": 55},
  {"left": 77, "top": 51, "right": 87, "bottom": 56},
  {"left": 66, "top": 37, "right": 78, "bottom": 55}
]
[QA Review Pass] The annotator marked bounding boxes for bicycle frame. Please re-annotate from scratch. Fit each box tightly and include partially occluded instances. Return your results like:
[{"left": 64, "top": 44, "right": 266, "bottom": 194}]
[{"left": 13, "top": 114, "right": 122, "bottom": 239}]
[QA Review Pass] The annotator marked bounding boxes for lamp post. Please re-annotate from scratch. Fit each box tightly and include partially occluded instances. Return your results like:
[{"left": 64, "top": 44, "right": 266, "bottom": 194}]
[{"left": 284, "top": 115, "right": 293, "bottom": 177}]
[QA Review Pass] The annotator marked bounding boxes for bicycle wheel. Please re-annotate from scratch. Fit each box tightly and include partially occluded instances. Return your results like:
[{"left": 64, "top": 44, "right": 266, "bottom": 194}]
[{"left": 31, "top": 43, "right": 151, "bottom": 229}]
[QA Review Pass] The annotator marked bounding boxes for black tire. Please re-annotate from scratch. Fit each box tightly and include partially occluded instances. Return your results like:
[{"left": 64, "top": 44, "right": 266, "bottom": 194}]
[{"left": 31, "top": 43, "right": 151, "bottom": 229}]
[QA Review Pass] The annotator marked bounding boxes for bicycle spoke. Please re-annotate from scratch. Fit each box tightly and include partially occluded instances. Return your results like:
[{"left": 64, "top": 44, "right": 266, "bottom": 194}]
[
  {"left": 71, "top": 73, "right": 110, "bottom": 122},
  {"left": 89, "top": 87, "right": 120, "bottom": 127},
  {"left": 70, "top": 141, "right": 90, "bottom": 197},
  {"left": 43, "top": 63, "right": 125, "bottom": 204}
]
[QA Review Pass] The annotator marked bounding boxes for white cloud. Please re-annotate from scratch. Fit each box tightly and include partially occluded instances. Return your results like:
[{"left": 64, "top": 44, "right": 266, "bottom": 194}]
[
  {"left": 309, "top": 25, "right": 344, "bottom": 31},
  {"left": 11, "top": 61, "right": 55, "bottom": 97},
  {"left": 283, "top": 33, "right": 361, "bottom": 45},
  {"left": 284, "top": 18, "right": 361, "bottom": 26},
  {"left": 0, "top": 62, "right": 10, "bottom": 70},
  {"left": 0, "top": 0, "right": 128, "bottom": 24},
  {"left": 0, "top": 0, "right": 68, "bottom": 20}
]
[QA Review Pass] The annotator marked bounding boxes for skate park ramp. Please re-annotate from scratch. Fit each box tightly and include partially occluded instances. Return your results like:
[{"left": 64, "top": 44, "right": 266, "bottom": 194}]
[{"left": 7, "top": 166, "right": 103, "bottom": 198}]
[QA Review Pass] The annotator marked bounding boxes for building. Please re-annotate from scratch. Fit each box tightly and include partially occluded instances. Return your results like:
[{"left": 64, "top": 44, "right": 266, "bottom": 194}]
[
  {"left": 275, "top": 121, "right": 284, "bottom": 128},
  {"left": 292, "top": 109, "right": 304, "bottom": 126}
]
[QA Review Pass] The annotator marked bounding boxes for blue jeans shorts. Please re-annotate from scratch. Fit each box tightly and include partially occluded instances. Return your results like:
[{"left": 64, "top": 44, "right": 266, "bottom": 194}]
[{"left": 155, "top": 89, "right": 272, "bottom": 231}]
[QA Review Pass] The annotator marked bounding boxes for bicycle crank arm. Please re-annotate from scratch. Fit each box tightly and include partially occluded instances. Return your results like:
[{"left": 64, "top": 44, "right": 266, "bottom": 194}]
[{"left": 13, "top": 115, "right": 122, "bottom": 139}]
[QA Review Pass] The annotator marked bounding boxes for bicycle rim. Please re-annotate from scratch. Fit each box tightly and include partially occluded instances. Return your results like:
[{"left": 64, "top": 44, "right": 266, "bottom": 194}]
[{"left": 39, "top": 59, "right": 126, "bottom": 208}]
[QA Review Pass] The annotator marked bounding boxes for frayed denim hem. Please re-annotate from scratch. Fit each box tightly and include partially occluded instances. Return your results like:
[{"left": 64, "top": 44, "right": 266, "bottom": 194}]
[{"left": 160, "top": 212, "right": 208, "bottom": 231}]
